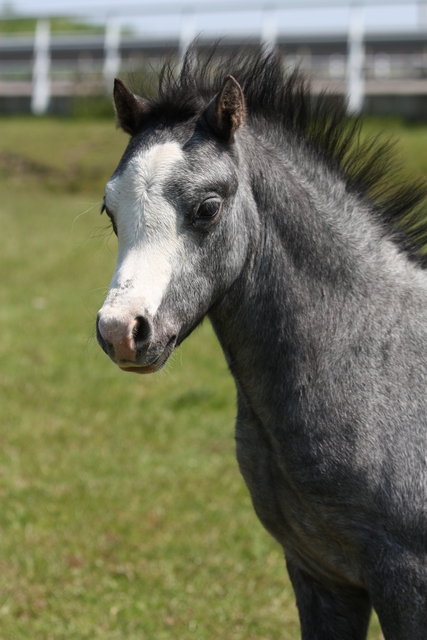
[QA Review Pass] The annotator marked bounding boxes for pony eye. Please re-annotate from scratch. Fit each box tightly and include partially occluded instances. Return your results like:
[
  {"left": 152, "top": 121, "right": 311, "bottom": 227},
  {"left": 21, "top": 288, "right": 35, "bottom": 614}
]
[
  {"left": 195, "top": 198, "right": 222, "bottom": 221},
  {"left": 101, "top": 202, "right": 118, "bottom": 236}
]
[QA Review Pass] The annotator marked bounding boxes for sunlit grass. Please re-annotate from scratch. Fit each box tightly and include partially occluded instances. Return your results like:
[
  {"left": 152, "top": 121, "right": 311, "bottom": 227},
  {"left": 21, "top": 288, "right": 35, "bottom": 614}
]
[{"left": 1, "top": 115, "right": 422, "bottom": 638}]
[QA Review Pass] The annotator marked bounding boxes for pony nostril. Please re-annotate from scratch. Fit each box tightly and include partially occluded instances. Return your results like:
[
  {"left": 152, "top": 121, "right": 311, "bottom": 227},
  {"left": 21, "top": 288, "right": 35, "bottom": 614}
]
[
  {"left": 96, "top": 316, "right": 110, "bottom": 353},
  {"left": 133, "top": 315, "right": 152, "bottom": 349}
]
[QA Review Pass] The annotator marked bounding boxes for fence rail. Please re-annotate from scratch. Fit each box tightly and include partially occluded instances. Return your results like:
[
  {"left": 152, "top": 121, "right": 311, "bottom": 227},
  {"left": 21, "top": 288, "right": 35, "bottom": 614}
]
[{"left": 2, "top": 5, "right": 427, "bottom": 115}]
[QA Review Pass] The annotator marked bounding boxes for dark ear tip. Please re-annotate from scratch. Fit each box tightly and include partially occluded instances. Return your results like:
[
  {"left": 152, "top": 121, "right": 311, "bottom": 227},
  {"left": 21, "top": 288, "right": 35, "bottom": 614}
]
[
  {"left": 224, "top": 74, "right": 239, "bottom": 85},
  {"left": 113, "top": 78, "right": 151, "bottom": 136},
  {"left": 202, "top": 73, "right": 246, "bottom": 142},
  {"left": 223, "top": 75, "right": 243, "bottom": 93},
  {"left": 113, "top": 78, "right": 127, "bottom": 95}
]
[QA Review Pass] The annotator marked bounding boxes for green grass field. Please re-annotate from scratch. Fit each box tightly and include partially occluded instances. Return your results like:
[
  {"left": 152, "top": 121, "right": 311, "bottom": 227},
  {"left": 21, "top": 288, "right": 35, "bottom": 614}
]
[{"left": 2, "top": 114, "right": 427, "bottom": 639}]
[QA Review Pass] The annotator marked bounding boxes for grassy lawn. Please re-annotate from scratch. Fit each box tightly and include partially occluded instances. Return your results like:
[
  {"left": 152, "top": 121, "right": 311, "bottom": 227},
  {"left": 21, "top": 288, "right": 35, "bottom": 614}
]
[{"left": 1, "top": 114, "right": 425, "bottom": 639}]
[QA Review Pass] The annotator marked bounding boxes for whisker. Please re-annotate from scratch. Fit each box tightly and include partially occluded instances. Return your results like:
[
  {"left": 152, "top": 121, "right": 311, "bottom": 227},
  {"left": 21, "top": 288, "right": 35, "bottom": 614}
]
[{"left": 72, "top": 201, "right": 103, "bottom": 232}]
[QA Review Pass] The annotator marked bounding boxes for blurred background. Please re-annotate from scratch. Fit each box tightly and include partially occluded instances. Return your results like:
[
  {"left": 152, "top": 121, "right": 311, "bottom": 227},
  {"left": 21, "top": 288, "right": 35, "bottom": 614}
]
[
  {"left": 0, "top": 2, "right": 425, "bottom": 639},
  {"left": 3, "top": 0, "right": 427, "bottom": 118}
]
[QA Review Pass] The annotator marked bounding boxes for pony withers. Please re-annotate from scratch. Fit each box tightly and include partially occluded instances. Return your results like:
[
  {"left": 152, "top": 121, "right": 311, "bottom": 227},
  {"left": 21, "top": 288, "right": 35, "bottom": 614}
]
[{"left": 96, "top": 48, "right": 427, "bottom": 639}]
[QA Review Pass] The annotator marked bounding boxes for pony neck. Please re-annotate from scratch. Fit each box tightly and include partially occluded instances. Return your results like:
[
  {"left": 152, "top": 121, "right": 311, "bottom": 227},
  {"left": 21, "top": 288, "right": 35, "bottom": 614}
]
[{"left": 209, "top": 132, "right": 410, "bottom": 412}]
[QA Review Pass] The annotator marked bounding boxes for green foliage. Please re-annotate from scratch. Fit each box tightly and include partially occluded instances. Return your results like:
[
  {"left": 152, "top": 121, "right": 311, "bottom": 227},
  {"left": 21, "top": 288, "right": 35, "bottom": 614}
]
[
  {"left": 0, "top": 17, "right": 104, "bottom": 35},
  {"left": 1, "top": 115, "right": 421, "bottom": 638},
  {"left": 72, "top": 96, "right": 115, "bottom": 120}
]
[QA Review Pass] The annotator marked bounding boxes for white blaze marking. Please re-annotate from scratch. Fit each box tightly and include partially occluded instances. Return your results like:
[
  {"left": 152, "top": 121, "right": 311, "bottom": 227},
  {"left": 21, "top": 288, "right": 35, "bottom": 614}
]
[{"left": 100, "top": 142, "right": 184, "bottom": 322}]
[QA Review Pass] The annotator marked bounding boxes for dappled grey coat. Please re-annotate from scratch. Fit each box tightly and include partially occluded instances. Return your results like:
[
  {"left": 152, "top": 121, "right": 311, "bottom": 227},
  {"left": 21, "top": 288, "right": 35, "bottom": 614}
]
[{"left": 97, "top": 47, "right": 427, "bottom": 639}]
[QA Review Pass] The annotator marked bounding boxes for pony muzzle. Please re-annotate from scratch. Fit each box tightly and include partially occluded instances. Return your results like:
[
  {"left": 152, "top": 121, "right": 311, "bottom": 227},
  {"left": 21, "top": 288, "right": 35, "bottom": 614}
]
[{"left": 96, "top": 313, "right": 153, "bottom": 366}]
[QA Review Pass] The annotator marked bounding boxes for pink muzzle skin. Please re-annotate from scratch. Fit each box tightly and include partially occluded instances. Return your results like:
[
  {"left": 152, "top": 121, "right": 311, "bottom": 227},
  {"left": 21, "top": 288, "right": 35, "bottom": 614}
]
[
  {"left": 113, "top": 335, "right": 138, "bottom": 363},
  {"left": 98, "top": 316, "right": 139, "bottom": 363},
  {"left": 98, "top": 313, "right": 170, "bottom": 374}
]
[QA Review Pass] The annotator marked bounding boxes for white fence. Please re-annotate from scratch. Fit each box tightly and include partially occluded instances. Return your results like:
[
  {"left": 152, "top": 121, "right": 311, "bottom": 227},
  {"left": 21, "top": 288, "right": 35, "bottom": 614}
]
[{"left": 2, "top": 1, "right": 427, "bottom": 115}]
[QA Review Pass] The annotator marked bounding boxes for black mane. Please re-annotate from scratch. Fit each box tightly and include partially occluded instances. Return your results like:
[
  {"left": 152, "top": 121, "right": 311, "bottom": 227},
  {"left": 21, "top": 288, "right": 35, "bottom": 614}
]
[{"left": 135, "top": 45, "right": 427, "bottom": 266}]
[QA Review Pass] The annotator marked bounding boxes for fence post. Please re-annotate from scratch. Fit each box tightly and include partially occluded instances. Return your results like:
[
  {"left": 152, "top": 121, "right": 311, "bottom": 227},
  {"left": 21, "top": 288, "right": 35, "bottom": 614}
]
[
  {"left": 419, "top": 1, "right": 427, "bottom": 28},
  {"left": 261, "top": 4, "right": 278, "bottom": 51},
  {"left": 179, "top": 8, "right": 196, "bottom": 65},
  {"left": 346, "top": 4, "right": 365, "bottom": 114},
  {"left": 104, "top": 19, "right": 121, "bottom": 92},
  {"left": 31, "top": 19, "right": 50, "bottom": 115}
]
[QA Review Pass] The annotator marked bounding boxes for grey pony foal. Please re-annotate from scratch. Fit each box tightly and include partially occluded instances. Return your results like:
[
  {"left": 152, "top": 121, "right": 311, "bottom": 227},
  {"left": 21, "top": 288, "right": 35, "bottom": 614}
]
[{"left": 96, "top": 49, "right": 427, "bottom": 639}]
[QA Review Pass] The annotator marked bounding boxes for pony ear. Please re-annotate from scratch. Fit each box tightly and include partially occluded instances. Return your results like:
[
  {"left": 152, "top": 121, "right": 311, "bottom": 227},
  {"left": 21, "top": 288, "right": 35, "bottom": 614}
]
[
  {"left": 203, "top": 75, "right": 246, "bottom": 142},
  {"left": 113, "top": 78, "right": 151, "bottom": 136}
]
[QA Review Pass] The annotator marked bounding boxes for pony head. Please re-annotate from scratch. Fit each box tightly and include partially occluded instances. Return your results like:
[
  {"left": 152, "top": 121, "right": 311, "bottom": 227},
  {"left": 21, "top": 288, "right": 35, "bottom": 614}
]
[{"left": 97, "top": 73, "right": 253, "bottom": 373}]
